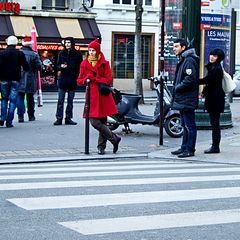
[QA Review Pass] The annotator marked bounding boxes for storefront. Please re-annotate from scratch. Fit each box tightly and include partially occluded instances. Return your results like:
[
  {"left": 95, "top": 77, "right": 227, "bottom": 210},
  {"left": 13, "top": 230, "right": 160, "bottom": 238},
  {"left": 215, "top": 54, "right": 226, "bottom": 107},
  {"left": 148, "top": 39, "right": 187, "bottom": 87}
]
[{"left": 0, "top": 15, "right": 101, "bottom": 91}]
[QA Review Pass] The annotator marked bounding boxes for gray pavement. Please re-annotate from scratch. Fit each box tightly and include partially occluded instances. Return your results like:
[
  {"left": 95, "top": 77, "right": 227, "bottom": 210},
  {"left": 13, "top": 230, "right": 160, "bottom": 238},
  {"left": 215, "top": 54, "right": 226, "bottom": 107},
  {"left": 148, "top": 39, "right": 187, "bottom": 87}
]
[{"left": 0, "top": 91, "right": 240, "bottom": 165}]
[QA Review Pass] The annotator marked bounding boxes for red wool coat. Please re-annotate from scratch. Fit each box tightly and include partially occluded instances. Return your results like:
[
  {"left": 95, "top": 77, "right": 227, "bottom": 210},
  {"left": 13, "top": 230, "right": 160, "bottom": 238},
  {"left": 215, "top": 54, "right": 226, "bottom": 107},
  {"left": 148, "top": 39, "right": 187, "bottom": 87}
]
[{"left": 77, "top": 53, "right": 118, "bottom": 118}]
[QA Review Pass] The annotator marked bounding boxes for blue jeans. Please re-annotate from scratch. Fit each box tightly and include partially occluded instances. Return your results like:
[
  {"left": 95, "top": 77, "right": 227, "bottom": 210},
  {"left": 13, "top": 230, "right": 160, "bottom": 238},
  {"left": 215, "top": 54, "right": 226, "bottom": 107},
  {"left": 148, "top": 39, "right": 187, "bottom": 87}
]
[
  {"left": 0, "top": 81, "right": 19, "bottom": 125},
  {"left": 180, "top": 110, "right": 197, "bottom": 153},
  {"left": 56, "top": 88, "right": 75, "bottom": 120}
]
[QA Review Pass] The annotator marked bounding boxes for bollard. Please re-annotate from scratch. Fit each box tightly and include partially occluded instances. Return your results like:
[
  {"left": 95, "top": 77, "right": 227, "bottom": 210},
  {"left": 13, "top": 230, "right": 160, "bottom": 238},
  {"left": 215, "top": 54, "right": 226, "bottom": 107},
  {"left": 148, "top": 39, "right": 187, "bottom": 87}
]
[{"left": 85, "top": 79, "right": 90, "bottom": 154}]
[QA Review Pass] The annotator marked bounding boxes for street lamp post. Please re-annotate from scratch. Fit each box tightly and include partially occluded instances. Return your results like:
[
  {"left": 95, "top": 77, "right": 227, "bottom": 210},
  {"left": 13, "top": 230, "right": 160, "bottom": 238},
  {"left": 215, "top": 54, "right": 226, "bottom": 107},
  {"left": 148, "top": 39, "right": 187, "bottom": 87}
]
[{"left": 159, "top": 0, "right": 165, "bottom": 145}]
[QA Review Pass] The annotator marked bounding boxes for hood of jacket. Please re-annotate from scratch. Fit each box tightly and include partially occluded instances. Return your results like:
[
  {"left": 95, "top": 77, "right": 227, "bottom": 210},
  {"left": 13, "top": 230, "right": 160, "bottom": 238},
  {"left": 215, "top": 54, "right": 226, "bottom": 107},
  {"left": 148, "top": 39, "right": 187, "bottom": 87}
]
[{"left": 181, "top": 48, "right": 199, "bottom": 62}]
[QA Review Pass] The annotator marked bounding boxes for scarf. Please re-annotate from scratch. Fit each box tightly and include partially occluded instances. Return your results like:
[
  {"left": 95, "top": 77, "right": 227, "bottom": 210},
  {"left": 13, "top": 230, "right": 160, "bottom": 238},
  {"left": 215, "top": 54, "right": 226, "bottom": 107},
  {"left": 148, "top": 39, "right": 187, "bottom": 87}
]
[{"left": 88, "top": 55, "right": 101, "bottom": 67}]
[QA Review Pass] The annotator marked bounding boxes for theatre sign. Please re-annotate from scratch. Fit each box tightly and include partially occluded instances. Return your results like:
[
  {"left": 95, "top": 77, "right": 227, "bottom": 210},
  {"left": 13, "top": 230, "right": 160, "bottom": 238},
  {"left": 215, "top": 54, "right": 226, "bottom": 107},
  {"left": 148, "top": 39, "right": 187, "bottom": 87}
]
[{"left": 200, "top": 0, "right": 231, "bottom": 74}]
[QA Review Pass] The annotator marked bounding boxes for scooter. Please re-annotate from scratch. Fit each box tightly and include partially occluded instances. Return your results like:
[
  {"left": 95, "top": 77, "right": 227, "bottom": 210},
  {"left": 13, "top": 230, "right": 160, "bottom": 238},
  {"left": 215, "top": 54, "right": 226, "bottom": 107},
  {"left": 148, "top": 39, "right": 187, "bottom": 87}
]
[{"left": 107, "top": 76, "right": 183, "bottom": 138}]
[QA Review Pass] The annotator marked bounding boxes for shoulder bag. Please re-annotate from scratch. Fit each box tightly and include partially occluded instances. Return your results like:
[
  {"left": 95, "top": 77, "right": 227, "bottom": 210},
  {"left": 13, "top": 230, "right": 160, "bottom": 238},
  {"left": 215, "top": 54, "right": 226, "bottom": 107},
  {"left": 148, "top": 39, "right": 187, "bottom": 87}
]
[{"left": 222, "top": 67, "right": 236, "bottom": 93}]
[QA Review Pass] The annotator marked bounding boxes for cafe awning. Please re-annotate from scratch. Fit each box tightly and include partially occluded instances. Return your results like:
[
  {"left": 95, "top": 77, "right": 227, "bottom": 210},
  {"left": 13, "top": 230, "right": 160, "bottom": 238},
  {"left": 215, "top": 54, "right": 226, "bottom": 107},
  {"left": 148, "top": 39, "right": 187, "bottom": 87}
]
[{"left": 0, "top": 15, "right": 101, "bottom": 44}]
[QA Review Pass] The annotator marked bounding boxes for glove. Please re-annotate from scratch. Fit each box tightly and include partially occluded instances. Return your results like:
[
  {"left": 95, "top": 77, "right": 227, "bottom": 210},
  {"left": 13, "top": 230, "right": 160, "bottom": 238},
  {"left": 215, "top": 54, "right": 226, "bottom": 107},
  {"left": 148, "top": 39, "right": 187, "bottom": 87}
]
[{"left": 86, "top": 74, "right": 96, "bottom": 81}]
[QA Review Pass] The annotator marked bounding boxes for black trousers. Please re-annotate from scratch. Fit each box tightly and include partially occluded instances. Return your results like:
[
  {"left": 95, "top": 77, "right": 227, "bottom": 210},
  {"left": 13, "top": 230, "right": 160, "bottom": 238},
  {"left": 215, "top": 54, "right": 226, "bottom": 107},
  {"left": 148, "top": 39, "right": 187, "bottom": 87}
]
[
  {"left": 90, "top": 117, "right": 118, "bottom": 150},
  {"left": 56, "top": 88, "right": 75, "bottom": 120},
  {"left": 209, "top": 111, "right": 221, "bottom": 147},
  {"left": 17, "top": 92, "right": 35, "bottom": 118}
]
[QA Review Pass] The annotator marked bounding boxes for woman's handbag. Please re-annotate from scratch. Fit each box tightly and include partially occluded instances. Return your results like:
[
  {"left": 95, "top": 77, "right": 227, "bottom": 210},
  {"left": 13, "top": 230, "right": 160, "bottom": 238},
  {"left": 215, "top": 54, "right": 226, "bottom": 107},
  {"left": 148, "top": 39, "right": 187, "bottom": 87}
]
[
  {"left": 222, "top": 68, "right": 236, "bottom": 93},
  {"left": 98, "top": 83, "right": 112, "bottom": 96},
  {"left": 112, "top": 88, "right": 122, "bottom": 104}
]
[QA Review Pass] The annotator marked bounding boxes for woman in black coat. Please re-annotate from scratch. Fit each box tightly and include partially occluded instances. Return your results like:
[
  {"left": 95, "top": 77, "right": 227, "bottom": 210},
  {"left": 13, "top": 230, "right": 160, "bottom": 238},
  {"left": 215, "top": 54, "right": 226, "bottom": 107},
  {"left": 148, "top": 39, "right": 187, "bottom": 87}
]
[{"left": 199, "top": 48, "right": 225, "bottom": 153}]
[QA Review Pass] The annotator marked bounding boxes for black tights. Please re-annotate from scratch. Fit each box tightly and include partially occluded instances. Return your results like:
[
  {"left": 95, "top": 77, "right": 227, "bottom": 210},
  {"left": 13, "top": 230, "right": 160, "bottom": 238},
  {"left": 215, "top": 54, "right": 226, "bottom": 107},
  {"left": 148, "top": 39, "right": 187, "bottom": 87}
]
[{"left": 209, "top": 112, "right": 221, "bottom": 147}]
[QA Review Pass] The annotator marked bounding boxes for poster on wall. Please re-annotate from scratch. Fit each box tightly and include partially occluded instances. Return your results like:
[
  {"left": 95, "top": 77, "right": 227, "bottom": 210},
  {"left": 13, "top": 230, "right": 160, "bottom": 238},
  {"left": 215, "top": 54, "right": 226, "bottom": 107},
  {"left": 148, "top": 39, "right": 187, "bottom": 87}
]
[
  {"left": 163, "top": 0, "right": 183, "bottom": 84},
  {"left": 200, "top": 0, "right": 232, "bottom": 74}
]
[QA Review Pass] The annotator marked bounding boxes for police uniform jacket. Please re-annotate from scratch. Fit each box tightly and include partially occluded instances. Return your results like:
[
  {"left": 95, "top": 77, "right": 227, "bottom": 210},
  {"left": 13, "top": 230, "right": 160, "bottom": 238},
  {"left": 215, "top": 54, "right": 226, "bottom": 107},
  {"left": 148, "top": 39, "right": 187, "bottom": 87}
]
[{"left": 172, "top": 48, "right": 199, "bottom": 111}]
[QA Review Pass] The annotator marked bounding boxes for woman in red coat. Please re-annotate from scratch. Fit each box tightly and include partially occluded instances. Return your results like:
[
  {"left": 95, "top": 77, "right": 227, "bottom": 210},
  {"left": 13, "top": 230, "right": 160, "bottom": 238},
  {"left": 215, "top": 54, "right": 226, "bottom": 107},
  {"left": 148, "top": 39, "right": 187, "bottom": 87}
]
[{"left": 77, "top": 39, "right": 121, "bottom": 155}]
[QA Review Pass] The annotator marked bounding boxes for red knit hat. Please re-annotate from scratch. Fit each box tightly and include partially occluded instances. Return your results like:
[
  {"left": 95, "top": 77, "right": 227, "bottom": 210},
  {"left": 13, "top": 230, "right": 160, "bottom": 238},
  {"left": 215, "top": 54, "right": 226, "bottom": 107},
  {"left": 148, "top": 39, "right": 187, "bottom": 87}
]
[
  {"left": 88, "top": 39, "right": 101, "bottom": 55},
  {"left": 22, "top": 36, "right": 33, "bottom": 46}
]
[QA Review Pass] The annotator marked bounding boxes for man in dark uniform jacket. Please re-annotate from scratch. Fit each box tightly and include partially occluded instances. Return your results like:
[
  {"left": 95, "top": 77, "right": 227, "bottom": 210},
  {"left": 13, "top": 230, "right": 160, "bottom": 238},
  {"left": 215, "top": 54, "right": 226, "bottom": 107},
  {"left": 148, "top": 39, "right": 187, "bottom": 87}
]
[{"left": 171, "top": 38, "right": 199, "bottom": 158}]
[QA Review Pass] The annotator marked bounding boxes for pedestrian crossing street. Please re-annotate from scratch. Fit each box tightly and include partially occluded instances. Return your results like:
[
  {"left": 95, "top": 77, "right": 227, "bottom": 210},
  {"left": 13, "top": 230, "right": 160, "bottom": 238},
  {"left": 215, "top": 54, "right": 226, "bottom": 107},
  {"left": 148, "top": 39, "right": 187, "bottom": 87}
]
[{"left": 2, "top": 159, "right": 240, "bottom": 238}]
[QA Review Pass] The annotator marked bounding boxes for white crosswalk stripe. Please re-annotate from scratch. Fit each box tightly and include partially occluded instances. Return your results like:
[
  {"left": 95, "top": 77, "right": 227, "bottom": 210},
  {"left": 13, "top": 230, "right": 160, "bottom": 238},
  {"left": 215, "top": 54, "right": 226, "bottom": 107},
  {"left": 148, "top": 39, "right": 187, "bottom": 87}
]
[
  {"left": 59, "top": 209, "right": 240, "bottom": 235},
  {"left": 3, "top": 159, "right": 240, "bottom": 237}
]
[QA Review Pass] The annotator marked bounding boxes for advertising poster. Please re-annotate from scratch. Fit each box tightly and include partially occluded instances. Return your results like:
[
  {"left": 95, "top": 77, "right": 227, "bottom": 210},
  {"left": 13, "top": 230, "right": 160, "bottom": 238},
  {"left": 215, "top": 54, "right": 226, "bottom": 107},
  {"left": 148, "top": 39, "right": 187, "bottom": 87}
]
[
  {"left": 200, "top": 0, "right": 232, "bottom": 75},
  {"left": 163, "top": 0, "right": 183, "bottom": 84}
]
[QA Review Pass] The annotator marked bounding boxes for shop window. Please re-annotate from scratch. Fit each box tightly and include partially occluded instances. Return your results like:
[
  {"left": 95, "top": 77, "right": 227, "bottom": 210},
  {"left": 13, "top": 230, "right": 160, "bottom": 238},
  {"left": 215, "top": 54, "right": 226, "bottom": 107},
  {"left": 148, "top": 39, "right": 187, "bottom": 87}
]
[
  {"left": 113, "top": 0, "right": 152, "bottom": 5},
  {"left": 122, "top": 0, "right": 131, "bottom": 4},
  {"left": 39, "top": 50, "right": 57, "bottom": 90},
  {"left": 145, "top": 0, "right": 152, "bottom": 5},
  {"left": 113, "top": 34, "right": 152, "bottom": 79},
  {"left": 42, "top": 0, "right": 67, "bottom": 10}
]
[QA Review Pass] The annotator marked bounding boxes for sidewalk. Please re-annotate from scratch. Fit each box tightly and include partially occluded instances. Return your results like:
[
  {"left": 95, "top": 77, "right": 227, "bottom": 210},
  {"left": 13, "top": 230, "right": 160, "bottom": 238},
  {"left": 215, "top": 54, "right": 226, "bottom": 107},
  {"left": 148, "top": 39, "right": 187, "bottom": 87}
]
[
  {"left": 0, "top": 91, "right": 239, "bottom": 165},
  {"left": 148, "top": 133, "right": 240, "bottom": 165}
]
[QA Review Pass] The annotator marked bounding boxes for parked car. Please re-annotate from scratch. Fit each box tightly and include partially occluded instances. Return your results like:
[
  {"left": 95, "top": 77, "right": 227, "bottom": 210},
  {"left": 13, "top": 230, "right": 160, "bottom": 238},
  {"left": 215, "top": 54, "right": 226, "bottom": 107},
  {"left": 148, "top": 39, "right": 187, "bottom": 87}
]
[{"left": 233, "top": 71, "right": 240, "bottom": 96}]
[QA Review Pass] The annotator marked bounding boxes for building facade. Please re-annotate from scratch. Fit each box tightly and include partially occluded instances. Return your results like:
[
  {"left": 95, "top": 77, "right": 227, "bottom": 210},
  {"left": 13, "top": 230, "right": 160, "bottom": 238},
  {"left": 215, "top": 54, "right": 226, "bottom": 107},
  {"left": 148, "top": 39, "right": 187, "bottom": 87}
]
[
  {"left": 91, "top": 0, "right": 160, "bottom": 90},
  {"left": 0, "top": 0, "right": 100, "bottom": 91}
]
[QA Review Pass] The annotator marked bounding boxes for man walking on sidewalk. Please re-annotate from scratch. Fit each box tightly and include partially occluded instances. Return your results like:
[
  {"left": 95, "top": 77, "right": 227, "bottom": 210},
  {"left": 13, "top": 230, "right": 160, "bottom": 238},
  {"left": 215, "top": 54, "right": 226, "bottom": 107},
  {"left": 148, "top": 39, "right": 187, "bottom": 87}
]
[
  {"left": 0, "top": 35, "right": 29, "bottom": 128},
  {"left": 171, "top": 38, "right": 199, "bottom": 158},
  {"left": 54, "top": 37, "right": 82, "bottom": 126}
]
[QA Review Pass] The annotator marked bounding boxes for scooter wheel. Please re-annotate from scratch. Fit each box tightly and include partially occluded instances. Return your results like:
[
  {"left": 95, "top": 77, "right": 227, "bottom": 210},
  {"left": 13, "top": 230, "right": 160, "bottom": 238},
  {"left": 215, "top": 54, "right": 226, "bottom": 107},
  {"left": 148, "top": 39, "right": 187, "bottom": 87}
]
[
  {"left": 164, "top": 115, "right": 183, "bottom": 138},
  {"left": 107, "top": 122, "right": 120, "bottom": 131}
]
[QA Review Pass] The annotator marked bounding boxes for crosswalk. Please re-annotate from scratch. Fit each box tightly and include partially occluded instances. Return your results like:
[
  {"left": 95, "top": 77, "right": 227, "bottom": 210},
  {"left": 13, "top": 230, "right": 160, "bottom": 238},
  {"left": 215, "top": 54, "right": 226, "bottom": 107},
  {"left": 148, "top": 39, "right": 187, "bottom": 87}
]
[{"left": 2, "top": 159, "right": 240, "bottom": 238}]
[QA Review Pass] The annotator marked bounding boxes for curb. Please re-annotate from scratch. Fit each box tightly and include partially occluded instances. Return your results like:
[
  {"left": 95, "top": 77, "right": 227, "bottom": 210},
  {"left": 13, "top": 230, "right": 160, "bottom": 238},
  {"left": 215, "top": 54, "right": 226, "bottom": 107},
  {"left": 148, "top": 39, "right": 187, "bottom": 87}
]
[{"left": 0, "top": 153, "right": 148, "bottom": 165}]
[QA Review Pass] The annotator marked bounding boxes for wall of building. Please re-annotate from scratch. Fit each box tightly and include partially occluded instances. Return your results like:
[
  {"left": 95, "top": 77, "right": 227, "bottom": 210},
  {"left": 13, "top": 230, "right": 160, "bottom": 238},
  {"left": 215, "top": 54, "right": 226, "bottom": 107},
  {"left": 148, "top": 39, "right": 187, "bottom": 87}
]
[{"left": 91, "top": 1, "right": 160, "bottom": 90}]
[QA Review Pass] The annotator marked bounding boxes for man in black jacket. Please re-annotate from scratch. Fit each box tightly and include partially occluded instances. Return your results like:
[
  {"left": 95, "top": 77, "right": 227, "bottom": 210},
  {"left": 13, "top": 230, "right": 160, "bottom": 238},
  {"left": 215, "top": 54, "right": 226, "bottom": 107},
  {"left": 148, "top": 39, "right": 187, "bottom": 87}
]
[
  {"left": 171, "top": 38, "right": 199, "bottom": 158},
  {"left": 53, "top": 37, "right": 83, "bottom": 125},
  {"left": 0, "top": 35, "right": 29, "bottom": 128}
]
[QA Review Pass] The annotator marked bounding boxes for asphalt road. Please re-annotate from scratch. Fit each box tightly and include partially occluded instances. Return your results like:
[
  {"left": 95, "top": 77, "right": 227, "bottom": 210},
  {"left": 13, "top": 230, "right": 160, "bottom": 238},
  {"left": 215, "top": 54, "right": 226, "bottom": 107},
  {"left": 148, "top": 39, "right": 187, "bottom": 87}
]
[{"left": 1, "top": 158, "right": 240, "bottom": 240}]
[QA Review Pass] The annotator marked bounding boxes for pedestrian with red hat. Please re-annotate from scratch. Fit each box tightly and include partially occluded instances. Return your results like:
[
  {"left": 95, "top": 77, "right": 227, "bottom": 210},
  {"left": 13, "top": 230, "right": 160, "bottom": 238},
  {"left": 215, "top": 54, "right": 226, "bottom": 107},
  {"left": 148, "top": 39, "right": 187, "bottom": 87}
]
[
  {"left": 17, "top": 36, "right": 42, "bottom": 122},
  {"left": 77, "top": 38, "right": 121, "bottom": 155}
]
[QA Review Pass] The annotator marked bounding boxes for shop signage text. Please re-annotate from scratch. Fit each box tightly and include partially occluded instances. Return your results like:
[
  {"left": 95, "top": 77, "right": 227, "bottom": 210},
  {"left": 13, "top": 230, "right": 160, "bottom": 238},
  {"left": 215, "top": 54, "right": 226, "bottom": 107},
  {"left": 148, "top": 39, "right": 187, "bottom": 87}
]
[
  {"left": 0, "top": 44, "right": 82, "bottom": 51},
  {"left": 37, "top": 44, "right": 81, "bottom": 51},
  {"left": 0, "top": 2, "right": 20, "bottom": 14}
]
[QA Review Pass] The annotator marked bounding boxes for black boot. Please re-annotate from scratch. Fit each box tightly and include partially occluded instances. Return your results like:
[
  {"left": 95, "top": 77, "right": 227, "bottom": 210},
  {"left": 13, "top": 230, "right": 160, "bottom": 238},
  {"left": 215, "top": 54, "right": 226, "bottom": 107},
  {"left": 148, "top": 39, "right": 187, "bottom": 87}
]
[
  {"left": 204, "top": 146, "right": 220, "bottom": 154},
  {"left": 65, "top": 119, "right": 77, "bottom": 125},
  {"left": 98, "top": 148, "right": 105, "bottom": 155},
  {"left": 29, "top": 116, "right": 35, "bottom": 121},
  {"left": 53, "top": 119, "right": 62, "bottom": 126},
  {"left": 18, "top": 114, "right": 24, "bottom": 123},
  {"left": 113, "top": 136, "right": 121, "bottom": 154}
]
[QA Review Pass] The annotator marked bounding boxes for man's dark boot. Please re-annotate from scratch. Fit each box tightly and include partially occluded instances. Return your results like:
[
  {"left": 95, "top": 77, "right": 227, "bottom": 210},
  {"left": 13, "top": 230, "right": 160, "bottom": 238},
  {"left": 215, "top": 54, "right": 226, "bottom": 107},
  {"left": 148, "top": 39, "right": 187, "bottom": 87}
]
[
  {"left": 18, "top": 114, "right": 24, "bottom": 123},
  {"left": 65, "top": 119, "right": 77, "bottom": 125},
  {"left": 204, "top": 146, "right": 220, "bottom": 154},
  {"left": 171, "top": 148, "right": 183, "bottom": 155},
  {"left": 29, "top": 116, "right": 35, "bottom": 121},
  {"left": 53, "top": 119, "right": 62, "bottom": 126}
]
